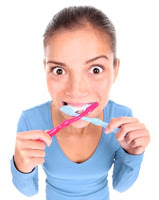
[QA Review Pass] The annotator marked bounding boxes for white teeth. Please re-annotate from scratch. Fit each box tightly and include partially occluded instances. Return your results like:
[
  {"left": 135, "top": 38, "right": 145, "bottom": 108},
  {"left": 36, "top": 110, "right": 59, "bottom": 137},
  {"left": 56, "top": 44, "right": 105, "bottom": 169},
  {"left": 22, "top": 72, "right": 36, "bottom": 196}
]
[{"left": 66, "top": 103, "right": 92, "bottom": 113}]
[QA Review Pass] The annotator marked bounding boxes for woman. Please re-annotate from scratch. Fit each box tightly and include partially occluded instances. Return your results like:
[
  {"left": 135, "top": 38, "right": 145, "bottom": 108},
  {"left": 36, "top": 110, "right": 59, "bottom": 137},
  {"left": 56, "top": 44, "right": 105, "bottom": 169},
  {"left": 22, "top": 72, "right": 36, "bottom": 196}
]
[{"left": 11, "top": 6, "right": 150, "bottom": 200}]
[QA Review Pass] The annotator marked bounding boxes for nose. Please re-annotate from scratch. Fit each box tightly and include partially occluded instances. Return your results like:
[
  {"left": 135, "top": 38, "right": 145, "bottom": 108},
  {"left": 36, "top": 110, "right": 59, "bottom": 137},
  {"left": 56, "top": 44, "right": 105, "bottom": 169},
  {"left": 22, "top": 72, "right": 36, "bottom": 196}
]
[{"left": 65, "top": 74, "right": 89, "bottom": 97}]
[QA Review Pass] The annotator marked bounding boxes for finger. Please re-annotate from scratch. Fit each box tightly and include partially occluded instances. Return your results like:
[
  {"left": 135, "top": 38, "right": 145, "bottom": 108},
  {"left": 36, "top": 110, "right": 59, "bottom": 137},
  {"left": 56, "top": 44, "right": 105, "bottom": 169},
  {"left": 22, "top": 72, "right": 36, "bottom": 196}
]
[
  {"left": 105, "top": 117, "right": 139, "bottom": 134},
  {"left": 44, "top": 130, "right": 50, "bottom": 133},
  {"left": 116, "top": 123, "right": 145, "bottom": 141},
  {"left": 18, "top": 140, "right": 46, "bottom": 150},
  {"left": 26, "top": 149, "right": 46, "bottom": 158},
  {"left": 130, "top": 136, "right": 150, "bottom": 148},
  {"left": 31, "top": 157, "right": 45, "bottom": 166},
  {"left": 125, "top": 128, "right": 149, "bottom": 144},
  {"left": 17, "top": 130, "right": 52, "bottom": 147},
  {"left": 129, "top": 146, "right": 145, "bottom": 155}
]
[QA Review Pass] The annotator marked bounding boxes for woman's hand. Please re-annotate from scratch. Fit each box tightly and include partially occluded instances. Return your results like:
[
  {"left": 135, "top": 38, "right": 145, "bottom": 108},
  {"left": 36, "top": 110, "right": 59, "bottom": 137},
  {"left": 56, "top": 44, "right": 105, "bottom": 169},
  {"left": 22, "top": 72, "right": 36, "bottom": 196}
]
[
  {"left": 14, "top": 130, "right": 52, "bottom": 173},
  {"left": 105, "top": 117, "right": 150, "bottom": 155}
]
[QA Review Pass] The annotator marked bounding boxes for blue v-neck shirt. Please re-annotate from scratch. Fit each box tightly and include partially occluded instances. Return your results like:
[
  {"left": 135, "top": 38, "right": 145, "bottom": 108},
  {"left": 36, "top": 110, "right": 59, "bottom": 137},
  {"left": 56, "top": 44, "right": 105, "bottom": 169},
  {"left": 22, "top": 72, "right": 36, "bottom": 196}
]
[{"left": 11, "top": 100, "right": 144, "bottom": 200}]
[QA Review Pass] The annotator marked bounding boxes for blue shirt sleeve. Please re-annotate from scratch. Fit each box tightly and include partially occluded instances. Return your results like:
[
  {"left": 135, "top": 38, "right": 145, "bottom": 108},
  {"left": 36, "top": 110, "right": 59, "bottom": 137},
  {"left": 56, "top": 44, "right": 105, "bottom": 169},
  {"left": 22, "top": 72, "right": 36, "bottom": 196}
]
[
  {"left": 112, "top": 147, "right": 144, "bottom": 192},
  {"left": 112, "top": 108, "right": 144, "bottom": 192},
  {"left": 10, "top": 112, "right": 39, "bottom": 197}
]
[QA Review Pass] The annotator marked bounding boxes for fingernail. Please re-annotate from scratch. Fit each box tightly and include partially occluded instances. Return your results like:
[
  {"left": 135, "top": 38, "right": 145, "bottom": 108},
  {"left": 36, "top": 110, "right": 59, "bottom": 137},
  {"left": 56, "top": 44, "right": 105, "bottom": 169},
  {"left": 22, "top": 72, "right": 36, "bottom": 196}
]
[{"left": 105, "top": 127, "right": 110, "bottom": 134}]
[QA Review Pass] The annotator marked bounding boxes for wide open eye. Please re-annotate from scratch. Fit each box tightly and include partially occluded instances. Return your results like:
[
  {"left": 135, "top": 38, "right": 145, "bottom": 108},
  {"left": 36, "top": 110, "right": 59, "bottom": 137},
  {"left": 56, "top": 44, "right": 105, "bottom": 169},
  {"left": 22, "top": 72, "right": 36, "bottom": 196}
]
[
  {"left": 52, "top": 67, "right": 66, "bottom": 75},
  {"left": 89, "top": 66, "right": 103, "bottom": 74}
]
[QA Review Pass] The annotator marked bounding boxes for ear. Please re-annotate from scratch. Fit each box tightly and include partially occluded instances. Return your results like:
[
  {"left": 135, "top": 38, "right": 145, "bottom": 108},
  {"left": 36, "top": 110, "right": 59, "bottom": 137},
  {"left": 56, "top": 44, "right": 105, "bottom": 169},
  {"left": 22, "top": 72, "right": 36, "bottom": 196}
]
[
  {"left": 43, "top": 59, "right": 46, "bottom": 70},
  {"left": 113, "top": 58, "right": 120, "bottom": 83}
]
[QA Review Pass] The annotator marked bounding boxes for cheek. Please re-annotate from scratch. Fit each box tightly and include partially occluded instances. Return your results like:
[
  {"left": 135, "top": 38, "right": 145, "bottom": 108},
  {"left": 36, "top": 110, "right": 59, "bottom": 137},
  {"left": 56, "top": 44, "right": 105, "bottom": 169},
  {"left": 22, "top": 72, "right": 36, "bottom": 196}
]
[
  {"left": 91, "top": 75, "right": 112, "bottom": 96},
  {"left": 46, "top": 77, "right": 65, "bottom": 95}
]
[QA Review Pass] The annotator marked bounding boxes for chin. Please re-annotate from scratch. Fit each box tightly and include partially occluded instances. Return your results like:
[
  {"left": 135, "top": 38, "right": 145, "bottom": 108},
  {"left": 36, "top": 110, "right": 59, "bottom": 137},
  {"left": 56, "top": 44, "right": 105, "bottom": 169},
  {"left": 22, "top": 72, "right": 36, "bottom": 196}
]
[{"left": 69, "top": 119, "right": 90, "bottom": 128}]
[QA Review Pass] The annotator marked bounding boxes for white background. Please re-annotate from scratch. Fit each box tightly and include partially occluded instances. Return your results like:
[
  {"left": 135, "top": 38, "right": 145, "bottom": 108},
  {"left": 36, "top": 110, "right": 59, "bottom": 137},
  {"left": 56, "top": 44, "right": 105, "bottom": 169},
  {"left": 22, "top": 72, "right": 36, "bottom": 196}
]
[{"left": 0, "top": 0, "right": 158, "bottom": 199}]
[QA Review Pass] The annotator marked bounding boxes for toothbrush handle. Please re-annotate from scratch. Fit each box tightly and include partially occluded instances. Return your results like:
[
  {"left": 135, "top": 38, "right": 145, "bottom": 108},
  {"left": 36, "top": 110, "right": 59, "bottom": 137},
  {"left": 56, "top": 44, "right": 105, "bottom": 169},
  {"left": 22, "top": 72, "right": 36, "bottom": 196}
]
[
  {"left": 47, "top": 120, "right": 70, "bottom": 137},
  {"left": 47, "top": 102, "right": 99, "bottom": 138},
  {"left": 37, "top": 120, "right": 70, "bottom": 141},
  {"left": 88, "top": 118, "right": 108, "bottom": 128},
  {"left": 79, "top": 116, "right": 108, "bottom": 128},
  {"left": 88, "top": 118, "right": 119, "bottom": 133}
]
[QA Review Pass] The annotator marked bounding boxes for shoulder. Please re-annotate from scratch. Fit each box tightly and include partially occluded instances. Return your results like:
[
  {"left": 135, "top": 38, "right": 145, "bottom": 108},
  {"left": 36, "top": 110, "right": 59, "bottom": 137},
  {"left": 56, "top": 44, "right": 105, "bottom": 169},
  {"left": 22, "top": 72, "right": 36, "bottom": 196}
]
[
  {"left": 22, "top": 101, "right": 51, "bottom": 116},
  {"left": 18, "top": 101, "right": 52, "bottom": 131},
  {"left": 105, "top": 100, "right": 133, "bottom": 121},
  {"left": 107, "top": 100, "right": 132, "bottom": 113}
]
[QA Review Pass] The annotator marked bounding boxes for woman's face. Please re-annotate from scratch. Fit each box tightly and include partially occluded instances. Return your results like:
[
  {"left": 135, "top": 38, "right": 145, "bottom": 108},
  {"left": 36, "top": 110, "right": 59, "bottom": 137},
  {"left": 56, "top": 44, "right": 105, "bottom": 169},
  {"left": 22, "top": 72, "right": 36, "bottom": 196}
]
[{"left": 44, "top": 28, "right": 119, "bottom": 128}]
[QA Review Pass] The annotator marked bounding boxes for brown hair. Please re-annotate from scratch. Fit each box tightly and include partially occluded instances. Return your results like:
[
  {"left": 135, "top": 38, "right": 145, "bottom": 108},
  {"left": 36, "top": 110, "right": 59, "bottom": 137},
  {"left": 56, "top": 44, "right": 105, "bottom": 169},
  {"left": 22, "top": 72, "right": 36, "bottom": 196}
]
[{"left": 43, "top": 6, "right": 117, "bottom": 66}]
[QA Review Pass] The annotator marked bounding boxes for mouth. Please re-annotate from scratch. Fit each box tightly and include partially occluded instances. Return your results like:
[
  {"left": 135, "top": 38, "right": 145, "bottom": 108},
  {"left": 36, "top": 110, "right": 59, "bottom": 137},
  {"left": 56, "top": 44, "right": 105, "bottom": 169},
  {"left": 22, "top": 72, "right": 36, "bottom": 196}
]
[{"left": 62, "top": 101, "right": 94, "bottom": 114}]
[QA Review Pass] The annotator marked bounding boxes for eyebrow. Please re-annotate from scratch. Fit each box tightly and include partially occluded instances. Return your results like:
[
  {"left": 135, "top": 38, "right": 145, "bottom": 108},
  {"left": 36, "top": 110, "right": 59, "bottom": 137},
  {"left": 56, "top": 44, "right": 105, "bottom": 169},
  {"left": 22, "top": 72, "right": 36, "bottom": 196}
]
[{"left": 46, "top": 55, "right": 109, "bottom": 66}]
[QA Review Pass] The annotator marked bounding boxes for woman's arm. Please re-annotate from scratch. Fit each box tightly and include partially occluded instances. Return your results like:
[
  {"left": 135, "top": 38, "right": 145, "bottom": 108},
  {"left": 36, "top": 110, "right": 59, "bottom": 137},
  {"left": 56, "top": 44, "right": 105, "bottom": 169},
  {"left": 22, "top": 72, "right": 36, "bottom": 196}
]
[
  {"left": 11, "top": 157, "right": 39, "bottom": 197},
  {"left": 112, "top": 147, "right": 144, "bottom": 192},
  {"left": 10, "top": 112, "right": 52, "bottom": 197},
  {"left": 105, "top": 109, "right": 150, "bottom": 192}
]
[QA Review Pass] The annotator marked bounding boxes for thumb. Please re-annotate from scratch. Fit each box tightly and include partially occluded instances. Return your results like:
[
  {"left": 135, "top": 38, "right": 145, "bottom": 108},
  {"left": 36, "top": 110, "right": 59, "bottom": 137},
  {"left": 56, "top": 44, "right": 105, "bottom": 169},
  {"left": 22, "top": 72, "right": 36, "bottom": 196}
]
[
  {"left": 105, "top": 125, "right": 110, "bottom": 134},
  {"left": 44, "top": 129, "right": 50, "bottom": 133}
]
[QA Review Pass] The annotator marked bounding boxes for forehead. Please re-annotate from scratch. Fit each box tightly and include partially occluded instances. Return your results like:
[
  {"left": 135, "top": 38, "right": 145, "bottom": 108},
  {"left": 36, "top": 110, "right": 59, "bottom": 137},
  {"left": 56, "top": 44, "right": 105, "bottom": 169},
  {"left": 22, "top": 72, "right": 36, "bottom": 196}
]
[{"left": 45, "top": 29, "right": 113, "bottom": 61}]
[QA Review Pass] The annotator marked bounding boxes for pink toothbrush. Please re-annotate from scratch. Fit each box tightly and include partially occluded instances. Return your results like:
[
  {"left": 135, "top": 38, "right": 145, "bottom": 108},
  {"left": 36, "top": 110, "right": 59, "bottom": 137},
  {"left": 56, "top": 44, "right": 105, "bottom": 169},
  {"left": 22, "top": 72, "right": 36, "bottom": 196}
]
[{"left": 47, "top": 102, "right": 99, "bottom": 137}]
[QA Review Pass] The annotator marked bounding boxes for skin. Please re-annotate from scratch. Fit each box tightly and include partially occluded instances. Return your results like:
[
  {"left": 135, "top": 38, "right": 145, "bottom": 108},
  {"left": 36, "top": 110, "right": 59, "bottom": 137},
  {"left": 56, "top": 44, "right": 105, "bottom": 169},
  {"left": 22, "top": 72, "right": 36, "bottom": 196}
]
[
  {"left": 14, "top": 130, "right": 52, "bottom": 173},
  {"left": 44, "top": 29, "right": 119, "bottom": 132},
  {"left": 14, "top": 27, "right": 150, "bottom": 172}
]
